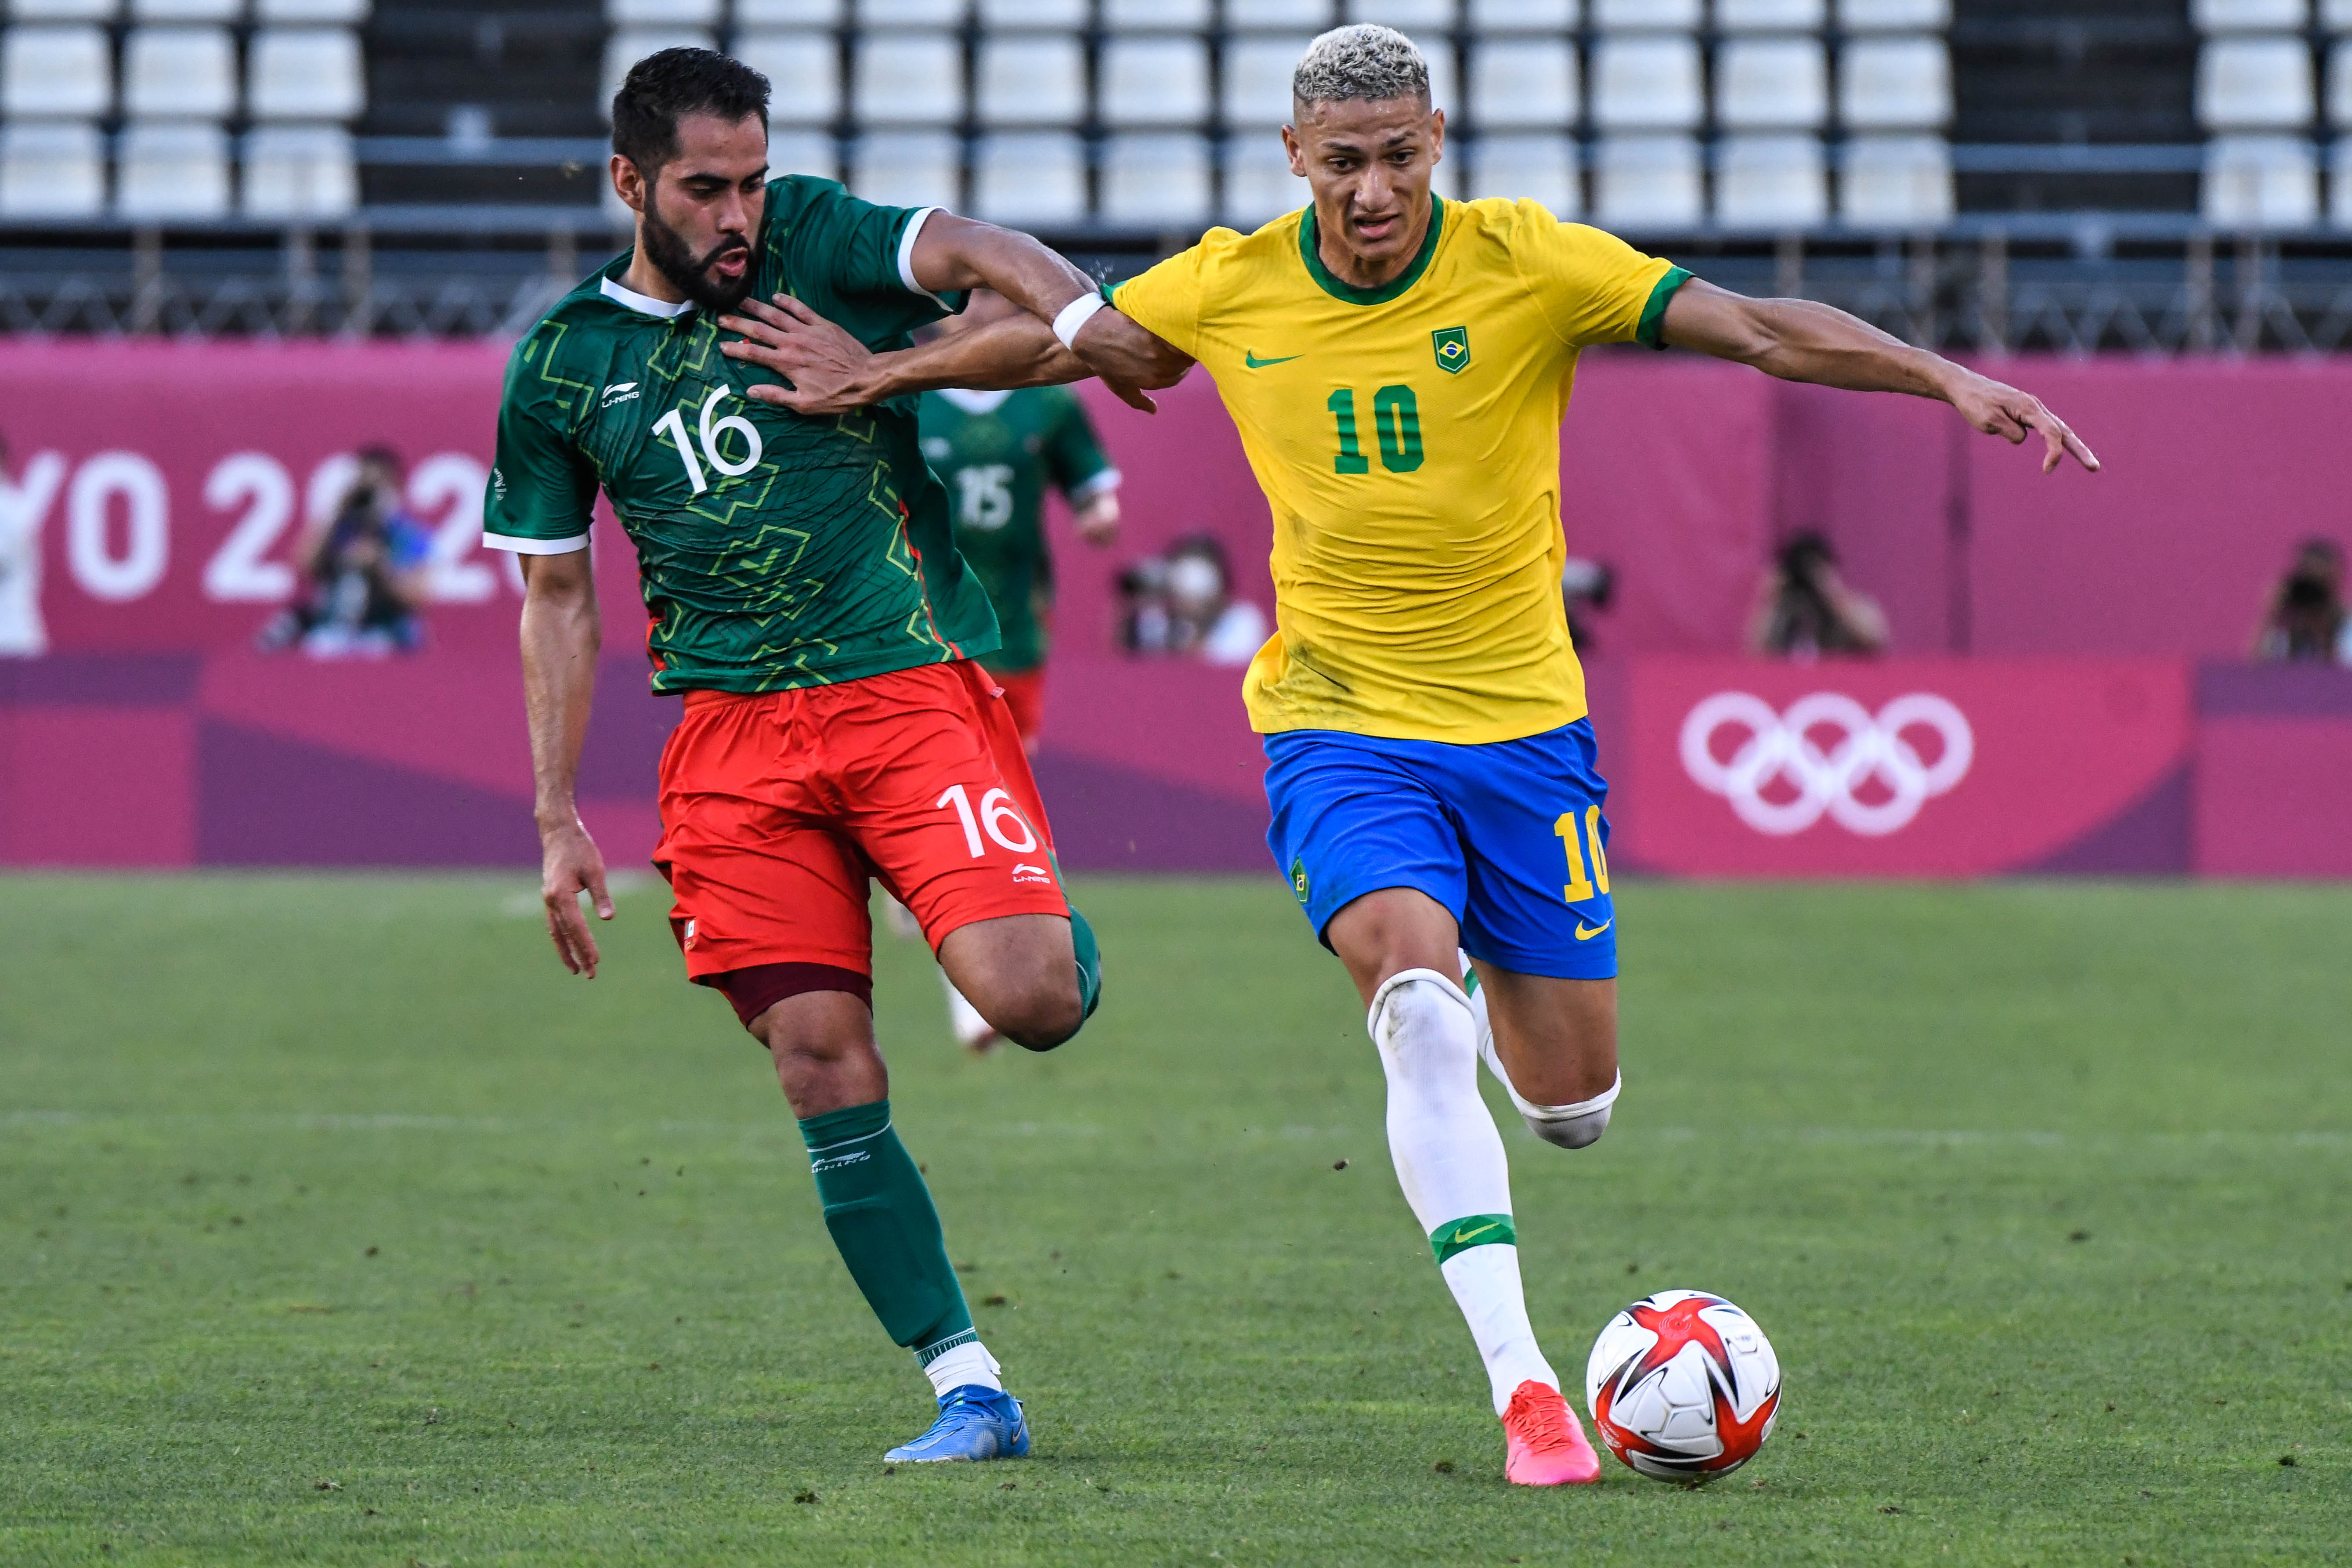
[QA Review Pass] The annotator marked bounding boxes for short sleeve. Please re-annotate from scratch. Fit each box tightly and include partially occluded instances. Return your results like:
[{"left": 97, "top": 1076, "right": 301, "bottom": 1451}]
[
  {"left": 484, "top": 343, "right": 596, "bottom": 553},
  {"left": 1510, "top": 203, "right": 1688, "bottom": 350},
  {"left": 781, "top": 178, "right": 968, "bottom": 340},
  {"left": 1109, "top": 241, "right": 1210, "bottom": 361},
  {"left": 1044, "top": 390, "right": 1118, "bottom": 501}
]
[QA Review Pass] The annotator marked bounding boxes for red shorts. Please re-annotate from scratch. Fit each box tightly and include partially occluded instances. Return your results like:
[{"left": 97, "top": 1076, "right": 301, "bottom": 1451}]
[
  {"left": 985, "top": 665, "right": 1045, "bottom": 744},
  {"left": 652, "top": 661, "right": 1066, "bottom": 998}
]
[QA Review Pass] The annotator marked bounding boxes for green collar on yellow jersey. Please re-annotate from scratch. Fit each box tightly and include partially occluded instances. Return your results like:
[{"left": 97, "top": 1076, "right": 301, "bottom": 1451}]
[{"left": 1298, "top": 194, "right": 1446, "bottom": 307}]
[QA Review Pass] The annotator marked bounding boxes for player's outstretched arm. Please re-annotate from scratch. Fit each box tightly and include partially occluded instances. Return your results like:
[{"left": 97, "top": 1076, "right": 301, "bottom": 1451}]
[
  {"left": 726, "top": 295, "right": 1105, "bottom": 412},
  {"left": 520, "top": 549, "right": 613, "bottom": 978},
  {"left": 1659, "top": 279, "right": 2099, "bottom": 475}
]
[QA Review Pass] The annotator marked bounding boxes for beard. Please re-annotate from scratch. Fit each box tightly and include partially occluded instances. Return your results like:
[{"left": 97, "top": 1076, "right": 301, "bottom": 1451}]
[{"left": 640, "top": 189, "right": 756, "bottom": 314}]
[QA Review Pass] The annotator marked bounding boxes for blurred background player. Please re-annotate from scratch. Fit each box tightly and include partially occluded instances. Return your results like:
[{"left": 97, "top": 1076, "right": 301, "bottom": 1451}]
[
  {"left": 490, "top": 49, "right": 1113, "bottom": 1468},
  {"left": 909, "top": 290, "right": 1122, "bottom": 1051},
  {"left": 729, "top": 21, "right": 2099, "bottom": 1489}
]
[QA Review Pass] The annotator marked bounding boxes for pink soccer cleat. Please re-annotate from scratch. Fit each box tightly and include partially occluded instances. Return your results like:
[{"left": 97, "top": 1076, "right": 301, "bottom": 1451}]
[{"left": 1501, "top": 1380, "right": 1603, "bottom": 1486}]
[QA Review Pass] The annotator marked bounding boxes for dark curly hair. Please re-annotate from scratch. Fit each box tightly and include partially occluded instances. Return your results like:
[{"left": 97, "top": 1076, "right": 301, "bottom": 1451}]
[{"left": 611, "top": 47, "right": 770, "bottom": 176}]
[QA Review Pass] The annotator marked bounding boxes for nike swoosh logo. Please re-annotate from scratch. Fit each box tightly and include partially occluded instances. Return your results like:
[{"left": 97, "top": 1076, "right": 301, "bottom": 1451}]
[
  {"left": 1453, "top": 1221, "right": 1501, "bottom": 1244},
  {"left": 1244, "top": 352, "right": 1301, "bottom": 369},
  {"left": 1575, "top": 919, "right": 1612, "bottom": 941}
]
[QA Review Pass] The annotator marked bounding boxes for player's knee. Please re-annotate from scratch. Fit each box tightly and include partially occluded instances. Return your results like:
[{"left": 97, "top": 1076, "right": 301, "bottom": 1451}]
[
  {"left": 993, "top": 976, "right": 1085, "bottom": 1052},
  {"left": 1367, "top": 968, "right": 1475, "bottom": 1058},
  {"left": 1516, "top": 1073, "right": 1621, "bottom": 1151}
]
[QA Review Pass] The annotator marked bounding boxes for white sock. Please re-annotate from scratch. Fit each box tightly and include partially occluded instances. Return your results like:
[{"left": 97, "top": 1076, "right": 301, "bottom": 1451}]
[
  {"left": 1466, "top": 960, "right": 1622, "bottom": 1151},
  {"left": 921, "top": 1337, "right": 1002, "bottom": 1397},
  {"left": 941, "top": 970, "right": 997, "bottom": 1050},
  {"left": 1368, "top": 968, "right": 1559, "bottom": 1416}
]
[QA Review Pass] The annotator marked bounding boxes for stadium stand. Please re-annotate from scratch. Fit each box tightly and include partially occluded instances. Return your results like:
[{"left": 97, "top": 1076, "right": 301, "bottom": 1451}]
[{"left": 0, "top": 0, "right": 2346, "bottom": 349}]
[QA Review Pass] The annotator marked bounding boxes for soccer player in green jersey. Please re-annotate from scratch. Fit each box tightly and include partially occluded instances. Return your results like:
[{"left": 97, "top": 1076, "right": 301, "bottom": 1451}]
[
  {"left": 487, "top": 48, "right": 1142, "bottom": 1464},
  {"left": 719, "top": 23, "right": 2097, "bottom": 1483}
]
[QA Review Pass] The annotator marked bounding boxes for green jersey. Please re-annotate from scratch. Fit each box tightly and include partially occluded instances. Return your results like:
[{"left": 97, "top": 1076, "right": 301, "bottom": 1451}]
[
  {"left": 917, "top": 387, "right": 1116, "bottom": 674},
  {"left": 483, "top": 176, "right": 998, "bottom": 694}
]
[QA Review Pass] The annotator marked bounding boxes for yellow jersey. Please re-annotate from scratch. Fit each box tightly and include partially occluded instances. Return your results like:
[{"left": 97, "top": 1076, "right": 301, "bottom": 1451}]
[{"left": 1112, "top": 195, "right": 1685, "bottom": 744}]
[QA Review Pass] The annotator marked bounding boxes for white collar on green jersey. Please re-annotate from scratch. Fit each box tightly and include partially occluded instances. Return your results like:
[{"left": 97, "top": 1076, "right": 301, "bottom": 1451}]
[
  {"left": 600, "top": 275, "right": 696, "bottom": 319},
  {"left": 937, "top": 388, "right": 1013, "bottom": 415}
]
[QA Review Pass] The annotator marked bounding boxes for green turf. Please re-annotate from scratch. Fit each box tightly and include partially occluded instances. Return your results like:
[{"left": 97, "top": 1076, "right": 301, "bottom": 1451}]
[{"left": 3, "top": 874, "right": 2348, "bottom": 1566}]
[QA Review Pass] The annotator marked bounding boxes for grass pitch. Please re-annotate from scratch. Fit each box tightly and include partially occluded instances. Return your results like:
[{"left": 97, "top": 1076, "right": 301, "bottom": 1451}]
[{"left": 2, "top": 873, "right": 2348, "bottom": 1567}]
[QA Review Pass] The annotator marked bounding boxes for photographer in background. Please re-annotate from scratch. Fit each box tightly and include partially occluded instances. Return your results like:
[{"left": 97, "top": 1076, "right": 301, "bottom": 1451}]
[
  {"left": 1747, "top": 530, "right": 1889, "bottom": 660},
  {"left": 2251, "top": 538, "right": 2352, "bottom": 667},
  {"left": 1118, "top": 532, "right": 1267, "bottom": 667},
  {"left": 256, "top": 447, "right": 431, "bottom": 658}
]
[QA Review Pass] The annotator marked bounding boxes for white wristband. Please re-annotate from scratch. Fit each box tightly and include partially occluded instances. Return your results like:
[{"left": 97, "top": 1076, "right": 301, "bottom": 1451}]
[{"left": 1051, "top": 292, "right": 1106, "bottom": 350}]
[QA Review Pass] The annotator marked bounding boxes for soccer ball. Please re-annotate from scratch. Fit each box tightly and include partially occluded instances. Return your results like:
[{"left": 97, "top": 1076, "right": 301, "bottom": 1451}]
[{"left": 1583, "top": 1289, "right": 1781, "bottom": 1482}]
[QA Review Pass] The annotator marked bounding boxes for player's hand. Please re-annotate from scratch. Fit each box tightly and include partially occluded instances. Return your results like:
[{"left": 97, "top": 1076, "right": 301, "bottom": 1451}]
[
  {"left": 1098, "top": 377, "right": 1158, "bottom": 415},
  {"left": 1074, "top": 494, "right": 1120, "bottom": 545},
  {"left": 539, "top": 818, "right": 613, "bottom": 978},
  {"left": 721, "top": 294, "right": 881, "bottom": 415},
  {"left": 1946, "top": 370, "right": 2100, "bottom": 474}
]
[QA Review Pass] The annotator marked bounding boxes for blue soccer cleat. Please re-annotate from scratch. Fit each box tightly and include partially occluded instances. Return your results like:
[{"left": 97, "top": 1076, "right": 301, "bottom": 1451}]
[{"left": 884, "top": 1385, "right": 1030, "bottom": 1463}]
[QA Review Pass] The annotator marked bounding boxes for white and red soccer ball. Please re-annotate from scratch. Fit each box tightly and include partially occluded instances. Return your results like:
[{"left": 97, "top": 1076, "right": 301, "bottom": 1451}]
[{"left": 1583, "top": 1290, "right": 1782, "bottom": 1481}]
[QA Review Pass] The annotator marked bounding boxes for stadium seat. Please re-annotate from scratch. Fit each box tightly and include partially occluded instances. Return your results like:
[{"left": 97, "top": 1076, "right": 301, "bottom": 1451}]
[
  {"left": 241, "top": 123, "right": 356, "bottom": 217},
  {"left": 1839, "top": 132, "right": 1952, "bottom": 223},
  {"left": 1717, "top": 37, "right": 1828, "bottom": 130},
  {"left": 1717, "top": 0, "right": 1826, "bottom": 29},
  {"left": 1101, "top": 132, "right": 1212, "bottom": 224},
  {"left": 1591, "top": 0, "right": 1702, "bottom": 27},
  {"left": 1715, "top": 132, "right": 1827, "bottom": 226},
  {"left": 1468, "top": 131, "right": 1580, "bottom": 215},
  {"left": 1103, "top": 0, "right": 1211, "bottom": 25},
  {"left": 2198, "top": 36, "right": 2316, "bottom": 129},
  {"left": 853, "top": 32, "right": 962, "bottom": 126},
  {"left": 1350, "top": 0, "right": 1457, "bottom": 26},
  {"left": 1225, "top": 0, "right": 1336, "bottom": 25},
  {"left": 6, "top": 0, "right": 119, "bottom": 17},
  {"left": 2325, "top": 0, "right": 2352, "bottom": 30},
  {"left": 2330, "top": 38, "right": 2352, "bottom": 125},
  {"left": 1224, "top": 34, "right": 1317, "bottom": 126},
  {"left": 1590, "top": 35, "right": 1703, "bottom": 132},
  {"left": 255, "top": 0, "right": 369, "bottom": 17},
  {"left": 858, "top": 0, "right": 968, "bottom": 21},
  {"left": 971, "top": 131, "right": 1085, "bottom": 224},
  {"left": 1467, "top": 0, "right": 1581, "bottom": 25},
  {"left": 766, "top": 127, "right": 837, "bottom": 179},
  {"left": 1839, "top": 36, "right": 1951, "bottom": 130},
  {"left": 0, "top": 119, "right": 105, "bottom": 217},
  {"left": 977, "top": 0, "right": 1087, "bottom": 22},
  {"left": 1836, "top": 0, "right": 1949, "bottom": 28},
  {"left": 603, "top": 29, "right": 715, "bottom": 117},
  {"left": 1099, "top": 36, "right": 1212, "bottom": 128},
  {"left": 733, "top": 32, "right": 839, "bottom": 126},
  {"left": 1592, "top": 133, "right": 1702, "bottom": 226},
  {"left": 249, "top": 27, "right": 366, "bottom": 120},
  {"left": 848, "top": 129, "right": 958, "bottom": 207},
  {"left": 735, "top": 0, "right": 846, "bottom": 22},
  {"left": 974, "top": 35, "right": 1085, "bottom": 128},
  {"left": 123, "top": 26, "right": 238, "bottom": 119},
  {"left": 607, "top": 0, "right": 722, "bottom": 21},
  {"left": 131, "top": 0, "right": 244, "bottom": 20},
  {"left": 0, "top": 25, "right": 113, "bottom": 118},
  {"left": 1222, "top": 129, "right": 1307, "bottom": 225},
  {"left": 2203, "top": 133, "right": 2319, "bottom": 224},
  {"left": 1467, "top": 38, "right": 1578, "bottom": 130},
  {"left": 1420, "top": 38, "right": 1458, "bottom": 114},
  {"left": 2190, "top": 0, "right": 2310, "bottom": 30},
  {"left": 2330, "top": 137, "right": 2352, "bottom": 224},
  {"left": 116, "top": 119, "right": 231, "bottom": 217}
]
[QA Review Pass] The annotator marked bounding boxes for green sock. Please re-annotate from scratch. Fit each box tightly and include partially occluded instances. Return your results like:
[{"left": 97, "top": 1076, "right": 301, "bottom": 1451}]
[
  {"left": 1068, "top": 903, "right": 1102, "bottom": 1021},
  {"left": 797, "top": 1099, "right": 975, "bottom": 1363}
]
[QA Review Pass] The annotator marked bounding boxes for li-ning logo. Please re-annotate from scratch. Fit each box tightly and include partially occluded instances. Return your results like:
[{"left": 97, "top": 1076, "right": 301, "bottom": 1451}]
[
  {"left": 1010, "top": 861, "right": 1052, "bottom": 885},
  {"left": 809, "top": 1149, "right": 871, "bottom": 1173},
  {"left": 1679, "top": 691, "right": 1974, "bottom": 837},
  {"left": 601, "top": 381, "right": 640, "bottom": 408}
]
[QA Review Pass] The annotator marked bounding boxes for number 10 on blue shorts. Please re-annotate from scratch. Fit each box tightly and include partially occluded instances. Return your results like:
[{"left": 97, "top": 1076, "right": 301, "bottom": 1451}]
[{"left": 1262, "top": 719, "right": 1617, "bottom": 982}]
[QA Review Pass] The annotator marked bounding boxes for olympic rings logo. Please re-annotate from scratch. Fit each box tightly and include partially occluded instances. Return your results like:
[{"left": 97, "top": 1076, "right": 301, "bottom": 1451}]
[{"left": 1679, "top": 691, "right": 1975, "bottom": 837}]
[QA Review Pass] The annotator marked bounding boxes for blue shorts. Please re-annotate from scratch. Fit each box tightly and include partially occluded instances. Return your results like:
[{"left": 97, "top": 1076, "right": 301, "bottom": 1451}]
[{"left": 1263, "top": 720, "right": 1617, "bottom": 981}]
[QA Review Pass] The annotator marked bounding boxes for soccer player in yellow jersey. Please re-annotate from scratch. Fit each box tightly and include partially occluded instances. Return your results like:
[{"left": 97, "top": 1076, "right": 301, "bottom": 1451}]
[{"left": 718, "top": 22, "right": 2096, "bottom": 1487}]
